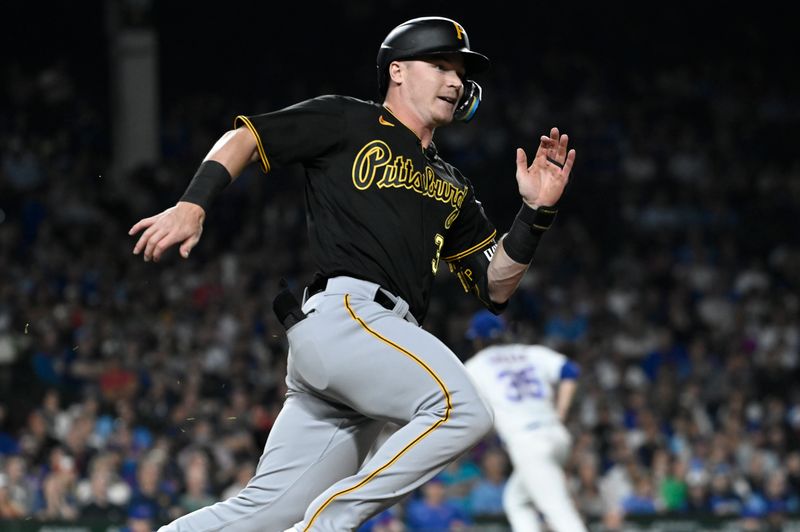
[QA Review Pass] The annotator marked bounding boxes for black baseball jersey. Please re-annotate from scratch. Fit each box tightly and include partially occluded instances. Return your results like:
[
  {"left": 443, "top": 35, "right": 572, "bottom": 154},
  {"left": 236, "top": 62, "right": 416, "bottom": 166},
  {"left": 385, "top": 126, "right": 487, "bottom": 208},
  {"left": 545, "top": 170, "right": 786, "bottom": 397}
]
[{"left": 235, "top": 95, "right": 504, "bottom": 323}]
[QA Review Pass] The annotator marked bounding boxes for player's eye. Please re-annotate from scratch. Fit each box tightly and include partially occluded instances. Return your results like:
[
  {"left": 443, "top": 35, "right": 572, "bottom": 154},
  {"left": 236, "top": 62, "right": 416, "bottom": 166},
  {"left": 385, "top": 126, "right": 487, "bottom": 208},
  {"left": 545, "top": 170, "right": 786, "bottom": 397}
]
[{"left": 434, "top": 63, "right": 464, "bottom": 77}]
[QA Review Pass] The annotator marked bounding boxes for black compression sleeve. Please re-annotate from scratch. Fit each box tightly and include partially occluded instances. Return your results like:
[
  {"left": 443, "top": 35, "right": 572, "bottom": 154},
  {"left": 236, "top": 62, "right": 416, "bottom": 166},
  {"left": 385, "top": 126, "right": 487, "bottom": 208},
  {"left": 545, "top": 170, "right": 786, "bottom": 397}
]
[
  {"left": 502, "top": 204, "right": 558, "bottom": 264},
  {"left": 179, "top": 160, "right": 232, "bottom": 212}
]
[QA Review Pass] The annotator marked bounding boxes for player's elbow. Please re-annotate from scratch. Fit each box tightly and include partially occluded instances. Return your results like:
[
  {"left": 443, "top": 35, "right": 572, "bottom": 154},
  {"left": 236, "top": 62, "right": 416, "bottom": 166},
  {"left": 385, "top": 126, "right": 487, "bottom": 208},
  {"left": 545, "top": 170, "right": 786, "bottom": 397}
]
[{"left": 230, "top": 127, "right": 260, "bottom": 163}]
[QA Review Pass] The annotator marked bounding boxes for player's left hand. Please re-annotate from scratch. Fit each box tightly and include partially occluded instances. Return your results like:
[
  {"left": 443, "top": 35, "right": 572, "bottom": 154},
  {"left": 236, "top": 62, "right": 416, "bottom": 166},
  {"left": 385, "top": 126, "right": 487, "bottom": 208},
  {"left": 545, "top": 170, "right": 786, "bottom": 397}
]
[{"left": 515, "top": 127, "right": 576, "bottom": 208}]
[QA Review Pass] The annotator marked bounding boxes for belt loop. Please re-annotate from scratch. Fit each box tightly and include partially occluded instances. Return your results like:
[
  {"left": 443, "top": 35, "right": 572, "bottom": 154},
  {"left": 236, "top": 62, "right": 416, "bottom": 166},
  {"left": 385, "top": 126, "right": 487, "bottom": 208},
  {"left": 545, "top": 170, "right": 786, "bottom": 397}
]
[{"left": 389, "top": 293, "right": 410, "bottom": 321}]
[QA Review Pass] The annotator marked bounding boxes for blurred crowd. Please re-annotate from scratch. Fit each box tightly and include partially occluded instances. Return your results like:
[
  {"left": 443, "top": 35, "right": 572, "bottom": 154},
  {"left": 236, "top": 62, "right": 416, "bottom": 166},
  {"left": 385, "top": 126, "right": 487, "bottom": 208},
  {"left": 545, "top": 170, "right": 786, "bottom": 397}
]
[{"left": 1, "top": 16, "right": 799, "bottom": 531}]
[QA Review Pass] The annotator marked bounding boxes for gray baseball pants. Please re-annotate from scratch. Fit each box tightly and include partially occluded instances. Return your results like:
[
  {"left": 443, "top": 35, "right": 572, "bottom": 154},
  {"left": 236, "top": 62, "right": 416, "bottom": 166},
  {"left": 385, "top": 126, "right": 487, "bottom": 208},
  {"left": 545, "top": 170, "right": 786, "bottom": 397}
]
[{"left": 158, "top": 276, "right": 494, "bottom": 531}]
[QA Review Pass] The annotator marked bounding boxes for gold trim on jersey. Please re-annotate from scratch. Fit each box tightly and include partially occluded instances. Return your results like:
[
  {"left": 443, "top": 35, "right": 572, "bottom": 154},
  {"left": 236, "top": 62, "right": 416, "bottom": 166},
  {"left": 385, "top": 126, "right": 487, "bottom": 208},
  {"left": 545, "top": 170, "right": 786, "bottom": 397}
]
[
  {"left": 442, "top": 230, "right": 497, "bottom": 261},
  {"left": 233, "top": 115, "right": 271, "bottom": 174},
  {"left": 303, "top": 294, "right": 453, "bottom": 530},
  {"left": 352, "top": 140, "right": 467, "bottom": 228}
]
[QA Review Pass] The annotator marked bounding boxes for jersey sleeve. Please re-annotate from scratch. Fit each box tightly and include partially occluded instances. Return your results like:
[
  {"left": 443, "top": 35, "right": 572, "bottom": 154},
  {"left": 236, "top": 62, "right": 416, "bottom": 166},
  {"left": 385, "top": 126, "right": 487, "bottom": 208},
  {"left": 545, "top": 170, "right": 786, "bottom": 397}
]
[
  {"left": 560, "top": 361, "right": 581, "bottom": 380},
  {"left": 234, "top": 95, "right": 346, "bottom": 174},
  {"left": 441, "top": 173, "right": 505, "bottom": 314}
]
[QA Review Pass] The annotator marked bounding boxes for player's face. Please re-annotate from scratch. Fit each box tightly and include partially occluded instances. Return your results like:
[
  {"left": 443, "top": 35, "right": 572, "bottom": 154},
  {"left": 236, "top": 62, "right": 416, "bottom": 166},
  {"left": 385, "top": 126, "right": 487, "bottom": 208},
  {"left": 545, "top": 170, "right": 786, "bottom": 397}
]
[{"left": 401, "top": 54, "right": 465, "bottom": 126}]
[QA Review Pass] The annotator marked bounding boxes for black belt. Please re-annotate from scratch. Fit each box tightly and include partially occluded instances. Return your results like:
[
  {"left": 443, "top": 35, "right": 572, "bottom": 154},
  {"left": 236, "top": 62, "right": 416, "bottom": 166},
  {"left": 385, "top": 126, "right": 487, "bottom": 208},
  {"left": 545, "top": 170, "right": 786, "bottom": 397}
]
[{"left": 307, "top": 277, "right": 396, "bottom": 311}]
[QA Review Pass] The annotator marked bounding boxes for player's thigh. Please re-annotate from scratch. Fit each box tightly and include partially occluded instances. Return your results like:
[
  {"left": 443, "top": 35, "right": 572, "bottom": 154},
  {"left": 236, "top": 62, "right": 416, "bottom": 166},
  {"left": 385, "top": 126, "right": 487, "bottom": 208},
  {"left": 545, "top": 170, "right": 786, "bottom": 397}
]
[
  {"left": 550, "top": 425, "right": 573, "bottom": 465},
  {"left": 326, "top": 304, "right": 484, "bottom": 423}
]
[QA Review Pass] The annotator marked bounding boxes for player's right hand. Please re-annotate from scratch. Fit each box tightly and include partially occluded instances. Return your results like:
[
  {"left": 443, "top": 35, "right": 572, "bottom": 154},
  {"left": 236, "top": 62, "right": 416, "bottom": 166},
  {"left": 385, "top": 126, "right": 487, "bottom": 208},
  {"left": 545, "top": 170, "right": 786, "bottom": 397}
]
[
  {"left": 515, "top": 127, "right": 576, "bottom": 208},
  {"left": 129, "top": 201, "right": 205, "bottom": 262}
]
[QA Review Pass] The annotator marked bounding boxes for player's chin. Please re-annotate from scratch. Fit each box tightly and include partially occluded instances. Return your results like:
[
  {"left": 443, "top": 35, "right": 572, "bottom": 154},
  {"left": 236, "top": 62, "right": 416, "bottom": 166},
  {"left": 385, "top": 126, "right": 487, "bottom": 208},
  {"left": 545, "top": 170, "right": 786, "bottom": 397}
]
[
  {"left": 432, "top": 110, "right": 455, "bottom": 127},
  {"left": 431, "top": 101, "right": 456, "bottom": 126}
]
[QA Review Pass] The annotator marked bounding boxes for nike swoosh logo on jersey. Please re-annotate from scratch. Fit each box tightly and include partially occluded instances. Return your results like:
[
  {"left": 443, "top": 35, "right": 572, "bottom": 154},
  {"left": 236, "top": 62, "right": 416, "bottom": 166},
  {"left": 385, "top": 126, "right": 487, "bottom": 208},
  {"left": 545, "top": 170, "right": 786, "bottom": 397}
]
[{"left": 378, "top": 115, "right": 395, "bottom": 127}]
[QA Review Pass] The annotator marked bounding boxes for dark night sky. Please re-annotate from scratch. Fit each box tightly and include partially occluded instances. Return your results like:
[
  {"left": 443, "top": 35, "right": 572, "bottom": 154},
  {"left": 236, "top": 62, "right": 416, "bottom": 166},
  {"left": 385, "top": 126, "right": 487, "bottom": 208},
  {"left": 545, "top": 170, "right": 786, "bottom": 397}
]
[{"left": 4, "top": 1, "right": 795, "bottom": 110}]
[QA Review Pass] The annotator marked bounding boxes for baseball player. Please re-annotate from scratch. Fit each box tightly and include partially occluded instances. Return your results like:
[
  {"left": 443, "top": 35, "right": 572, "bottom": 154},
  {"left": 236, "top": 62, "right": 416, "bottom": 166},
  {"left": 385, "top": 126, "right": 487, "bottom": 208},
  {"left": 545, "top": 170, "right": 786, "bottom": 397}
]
[
  {"left": 463, "top": 310, "right": 586, "bottom": 532},
  {"left": 129, "top": 16, "right": 576, "bottom": 531}
]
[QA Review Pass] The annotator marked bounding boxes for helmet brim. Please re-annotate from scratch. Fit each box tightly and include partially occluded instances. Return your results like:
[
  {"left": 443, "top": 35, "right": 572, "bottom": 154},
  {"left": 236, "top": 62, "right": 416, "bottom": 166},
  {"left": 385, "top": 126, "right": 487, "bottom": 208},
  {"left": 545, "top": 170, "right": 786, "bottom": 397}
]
[{"left": 403, "top": 49, "right": 490, "bottom": 76}]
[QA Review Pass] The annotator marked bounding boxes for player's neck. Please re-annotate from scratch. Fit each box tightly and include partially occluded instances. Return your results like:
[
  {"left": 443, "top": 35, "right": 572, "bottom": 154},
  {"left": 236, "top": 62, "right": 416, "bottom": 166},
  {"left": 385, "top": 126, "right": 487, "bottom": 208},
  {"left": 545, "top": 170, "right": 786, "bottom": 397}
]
[{"left": 382, "top": 99, "right": 435, "bottom": 148}]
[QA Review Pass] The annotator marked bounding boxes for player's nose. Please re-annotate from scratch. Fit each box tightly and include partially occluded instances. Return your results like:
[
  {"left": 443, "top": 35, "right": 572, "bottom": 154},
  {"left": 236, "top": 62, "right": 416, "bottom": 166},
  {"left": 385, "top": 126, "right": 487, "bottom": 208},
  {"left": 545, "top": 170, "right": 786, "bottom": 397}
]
[{"left": 446, "top": 70, "right": 463, "bottom": 89}]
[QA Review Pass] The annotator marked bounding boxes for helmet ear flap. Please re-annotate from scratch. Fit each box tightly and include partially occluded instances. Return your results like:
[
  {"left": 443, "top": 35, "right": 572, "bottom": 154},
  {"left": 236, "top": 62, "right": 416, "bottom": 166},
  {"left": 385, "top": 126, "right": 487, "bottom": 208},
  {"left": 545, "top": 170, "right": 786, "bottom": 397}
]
[{"left": 453, "top": 80, "right": 482, "bottom": 122}]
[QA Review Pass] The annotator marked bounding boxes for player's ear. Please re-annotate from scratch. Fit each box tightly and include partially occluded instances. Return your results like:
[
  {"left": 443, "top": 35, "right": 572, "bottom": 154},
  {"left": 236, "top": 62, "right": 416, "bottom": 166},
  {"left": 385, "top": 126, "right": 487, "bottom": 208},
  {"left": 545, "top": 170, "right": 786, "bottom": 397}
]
[{"left": 388, "top": 61, "right": 404, "bottom": 87}]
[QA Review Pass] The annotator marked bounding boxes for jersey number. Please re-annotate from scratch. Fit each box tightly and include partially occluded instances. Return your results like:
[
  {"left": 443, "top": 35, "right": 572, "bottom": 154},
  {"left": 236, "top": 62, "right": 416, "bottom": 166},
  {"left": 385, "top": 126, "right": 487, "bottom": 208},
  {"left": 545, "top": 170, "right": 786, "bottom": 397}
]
[
  {"left": 432, "top": 234, "right": 444, "bottom": 274},
  {"left": 497, "top": 366, "right": 545, "bottom": 402}
]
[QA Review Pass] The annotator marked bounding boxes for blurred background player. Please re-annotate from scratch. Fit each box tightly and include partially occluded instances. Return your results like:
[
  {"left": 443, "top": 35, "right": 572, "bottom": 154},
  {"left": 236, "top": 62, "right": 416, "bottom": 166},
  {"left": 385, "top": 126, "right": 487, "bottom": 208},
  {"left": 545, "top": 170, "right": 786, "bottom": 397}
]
[{"left": 464, "top": 310, "right": 586, "bottom": 532}]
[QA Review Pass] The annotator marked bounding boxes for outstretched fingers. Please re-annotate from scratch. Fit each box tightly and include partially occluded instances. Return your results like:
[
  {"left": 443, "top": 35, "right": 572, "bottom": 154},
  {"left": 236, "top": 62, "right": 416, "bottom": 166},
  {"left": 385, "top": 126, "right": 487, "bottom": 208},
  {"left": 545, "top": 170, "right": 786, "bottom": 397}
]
[
  {"left": 526, "top": 128, "right": 575, "bottom": 176},
  {"left": 150, "top": 232, "right": 184, "bottom": 262},
  {"left": 133, "top": 226, "right": 195, "bottom": 262},
  {"left": 516, "top": 148, "right": 529, "bottom": 175},
  {"left": 532, "top": 135, "right": 556, "bottom": 167},
  {"left": 541, "top": 127, "right": 572, "bottom": 171},
  {"left": 548, "top": 127, "right": 560, "bottom": 159},
  {"left": 129, "top": 216, "right": 155, "bottom": 237},
  {"left": 133, "top": 224, "right": 159, "bottom": 256},
  {"left": 562, "top": 148, "right": 577, "bottom": 177},
  {"left": 179, "top": 232, "right": 202, "bottom": 259},
  {"left": 142, "top": 229, "right": 167, "bottom": 262},
  {"left": 557, "top": 132, "right": 569, "bottom": 161}
]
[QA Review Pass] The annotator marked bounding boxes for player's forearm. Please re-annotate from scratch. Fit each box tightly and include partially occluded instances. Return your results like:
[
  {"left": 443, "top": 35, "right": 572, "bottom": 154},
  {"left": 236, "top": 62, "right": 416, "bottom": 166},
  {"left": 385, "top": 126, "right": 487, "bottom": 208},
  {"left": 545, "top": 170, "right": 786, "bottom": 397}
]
[
  {"left": 556, "top": 379, "right": 577, "bottom": 422},
  {"left": 204, "top": 127, "right": 261, "bottom": 180},
  {"left": 178, "top": 128, "right": 261, "bottom": 212},
  {"left": 487, "top": 204, "right": 558, "bottom": 303},
  {"left": 487, "top": 241, "right": 529, "bottom": 303}
]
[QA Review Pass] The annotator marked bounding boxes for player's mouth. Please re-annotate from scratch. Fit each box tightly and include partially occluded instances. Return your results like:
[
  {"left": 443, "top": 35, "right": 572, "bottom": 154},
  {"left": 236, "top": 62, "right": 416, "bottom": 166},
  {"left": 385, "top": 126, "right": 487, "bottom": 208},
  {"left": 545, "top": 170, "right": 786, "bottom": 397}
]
[{"left": 438, "top": 96, "right": 456, "bottom": 106}]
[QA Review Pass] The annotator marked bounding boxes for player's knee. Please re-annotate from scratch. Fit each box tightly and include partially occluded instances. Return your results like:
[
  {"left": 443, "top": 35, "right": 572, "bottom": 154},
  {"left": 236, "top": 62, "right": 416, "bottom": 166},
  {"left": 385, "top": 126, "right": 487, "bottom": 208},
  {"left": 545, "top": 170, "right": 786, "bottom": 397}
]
[{"left": 236, "top": 484, "right": 273, "bottom": 506}]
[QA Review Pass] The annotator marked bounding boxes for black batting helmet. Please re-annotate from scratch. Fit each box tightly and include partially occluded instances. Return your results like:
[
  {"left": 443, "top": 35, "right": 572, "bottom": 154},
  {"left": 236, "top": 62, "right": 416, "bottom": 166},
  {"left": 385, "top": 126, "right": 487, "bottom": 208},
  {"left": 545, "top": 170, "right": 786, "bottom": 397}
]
[{"left": 376, "top": 17, "right": 490, "bottom": 97}]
